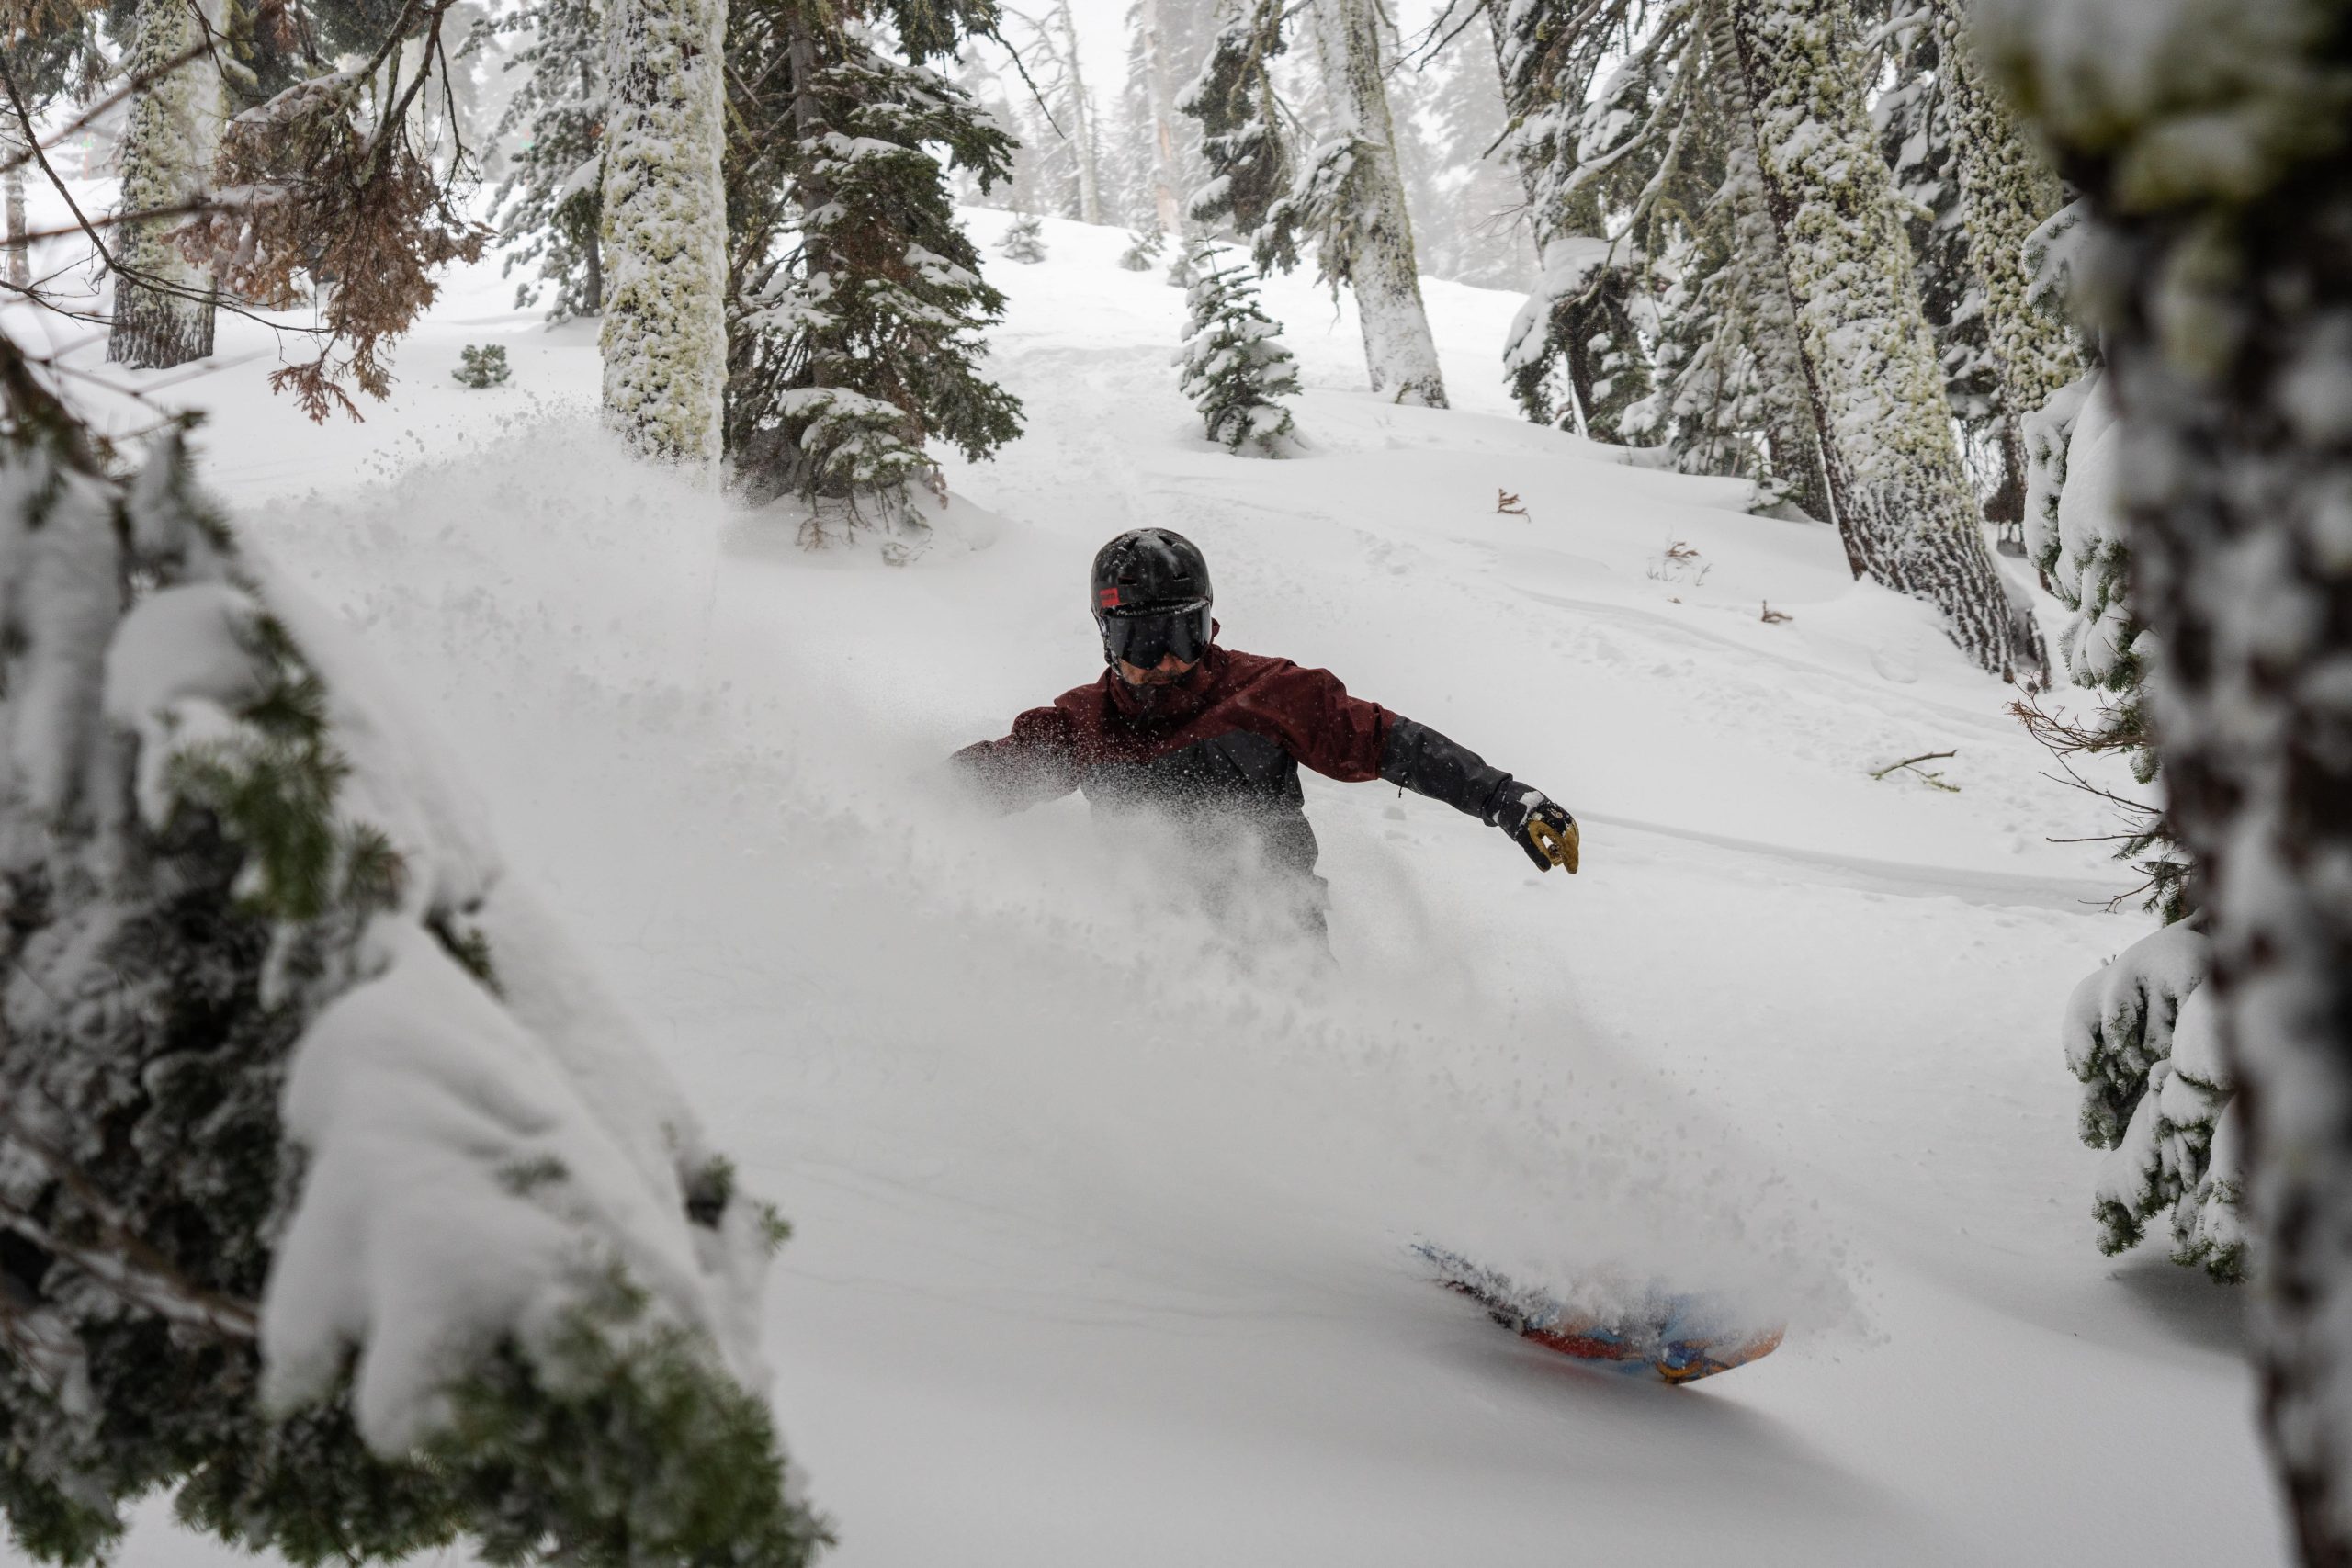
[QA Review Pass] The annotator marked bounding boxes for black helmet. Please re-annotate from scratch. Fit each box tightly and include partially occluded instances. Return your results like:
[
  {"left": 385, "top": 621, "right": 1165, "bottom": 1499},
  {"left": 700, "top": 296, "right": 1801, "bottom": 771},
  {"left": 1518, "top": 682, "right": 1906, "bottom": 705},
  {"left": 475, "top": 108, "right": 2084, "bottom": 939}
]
[{"left": 1091, "top": 528, "right": 1213, "bottom": 669}]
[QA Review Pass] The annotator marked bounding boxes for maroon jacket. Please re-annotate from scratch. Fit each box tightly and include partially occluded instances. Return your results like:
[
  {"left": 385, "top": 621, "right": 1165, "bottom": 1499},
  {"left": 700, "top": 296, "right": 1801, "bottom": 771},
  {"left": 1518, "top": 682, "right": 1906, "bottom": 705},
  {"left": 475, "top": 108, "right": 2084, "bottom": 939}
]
[{"left": 955, "top": 643, "right": 1514, "bottom": 880}]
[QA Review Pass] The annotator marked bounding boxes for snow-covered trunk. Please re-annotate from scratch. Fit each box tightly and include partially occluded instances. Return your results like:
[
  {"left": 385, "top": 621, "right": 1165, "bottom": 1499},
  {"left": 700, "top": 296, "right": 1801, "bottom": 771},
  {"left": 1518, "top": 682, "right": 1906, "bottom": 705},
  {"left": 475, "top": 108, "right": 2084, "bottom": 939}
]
[
  {"left": 4, "top": 127, "right": 27, "bottom": 290},
  {"left": 107, "top": 0, "right": 219, "bottom": 370},
  {"left": 599, "top": 0, "right": 729, "bottom": 464},
  {"left": 1728, "top": 0, "right": 2033, "bottom": 679},
  {"left": 1925, "top": 0, "right": 2081, "bottom": 439},
  {"left": 1706, "top": 0, "right": 1829, "bottom": 520},
  {"left": 1981, "top": 0, "right": 2352, "bottom": 1551},
  {"left": 1140, "top": 0, "right": 1185, "bottom": 233},
  {"left": 1309, "top": 0, "right": 1445, "bottom": 407},
  {"left": 1057, "top": 2, "right": 1104, "bottom": 225}
]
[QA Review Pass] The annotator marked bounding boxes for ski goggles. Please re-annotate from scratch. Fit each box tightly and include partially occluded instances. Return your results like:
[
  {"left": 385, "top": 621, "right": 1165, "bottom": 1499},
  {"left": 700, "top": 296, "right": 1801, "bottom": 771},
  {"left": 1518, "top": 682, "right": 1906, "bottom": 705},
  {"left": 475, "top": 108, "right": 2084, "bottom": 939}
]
[{"left": 1097, "top": 600, "right": 1212, "bottom": 668}]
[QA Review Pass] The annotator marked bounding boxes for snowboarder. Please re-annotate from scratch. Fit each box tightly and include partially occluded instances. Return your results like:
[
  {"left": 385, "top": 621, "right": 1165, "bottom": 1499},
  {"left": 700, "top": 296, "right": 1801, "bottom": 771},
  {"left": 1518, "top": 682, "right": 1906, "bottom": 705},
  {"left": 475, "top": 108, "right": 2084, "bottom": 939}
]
[{"left": 953, "top": 529, "right": 1578, "bottom": 942}]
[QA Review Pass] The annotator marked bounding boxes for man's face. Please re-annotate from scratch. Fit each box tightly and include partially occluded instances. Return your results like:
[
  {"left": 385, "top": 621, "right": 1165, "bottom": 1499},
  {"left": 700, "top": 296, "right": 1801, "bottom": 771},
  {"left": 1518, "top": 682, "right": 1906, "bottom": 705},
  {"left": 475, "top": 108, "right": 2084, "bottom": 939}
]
[{"left": 1116, "top": 651, "right": 1199, "bottom": 686}]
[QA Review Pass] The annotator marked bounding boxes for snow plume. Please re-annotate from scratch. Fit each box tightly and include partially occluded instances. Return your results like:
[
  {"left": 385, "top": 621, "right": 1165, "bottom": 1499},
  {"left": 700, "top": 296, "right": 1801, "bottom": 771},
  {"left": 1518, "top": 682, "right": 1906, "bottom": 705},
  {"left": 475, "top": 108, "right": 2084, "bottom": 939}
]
[
  {"left": 238, "top": 418, "right": 1862, "bottom": 1356},
  {"left": 0, "top": 428, "right": 821, "bottom": 1566}
]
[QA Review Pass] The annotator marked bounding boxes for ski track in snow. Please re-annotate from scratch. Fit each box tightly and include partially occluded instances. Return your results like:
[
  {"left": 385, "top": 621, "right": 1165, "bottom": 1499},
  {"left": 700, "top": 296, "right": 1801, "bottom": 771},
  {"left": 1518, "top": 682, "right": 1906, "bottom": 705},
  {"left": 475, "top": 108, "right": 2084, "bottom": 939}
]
[{"left": 0, "top": 202, "right": 2288, "bottom": 1566}]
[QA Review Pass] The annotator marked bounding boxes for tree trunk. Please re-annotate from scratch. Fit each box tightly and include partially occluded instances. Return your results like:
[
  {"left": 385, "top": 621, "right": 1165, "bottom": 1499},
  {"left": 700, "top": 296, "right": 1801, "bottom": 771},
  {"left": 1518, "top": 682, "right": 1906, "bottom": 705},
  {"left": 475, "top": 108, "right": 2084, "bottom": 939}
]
[
  {"left": 1984, "top": 1, "right": 2352, "bottom": 1557},
  {"left": 1057, "top": 2, "right": 1103, "bottom": 225},
  {"left": 1139, "top": 0, "right": 1184, "bottom": 234},
  {"left": 1310, "top": 0, "right": 1445, "bottom": 406},
  {"left": 1728, "top": 0, "right": 2034, "bottom": 679},
  {"left": 107, "top": 0, "right": 218, "bottom": 370},
  {"left": 4, "top": 126, "right": 27, "bottom": 290},
  {"left": 600, "top": 0, "right": 729, "bottom": 464},
  {"left": 1707, "top": 0, "right": 1831, "bottom": 521}
]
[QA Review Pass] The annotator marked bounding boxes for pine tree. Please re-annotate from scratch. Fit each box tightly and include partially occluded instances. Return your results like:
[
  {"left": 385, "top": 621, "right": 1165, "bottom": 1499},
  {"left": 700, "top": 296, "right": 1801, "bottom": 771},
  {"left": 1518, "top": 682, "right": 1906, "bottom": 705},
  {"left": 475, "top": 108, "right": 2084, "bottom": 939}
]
[
  {"left": 492, "top": 0, "right": 607, "bottom": 321},
  {"left": 1001, "top": 211, "right": 1046, "bottom": 262},
  {"left": 0, "top": 355, "right": 827, "bottom": 1568},
  {"left": 1118, "top": 226, "right": 1165, "bottom": 268},
  {"left": 1922, "top": 0, "right": 2081, "bottom": 493},
  {"left": 1483, "top": 0, "right": 1669, "bottom": 446},
  {"left": 599, "top": 0, "right": 729, "bottom": 463},
  {"left": 720, "top": 0, "right": 1023, "bottom": 544},
  {"left": 1727, "top": 0, "right": 2039, "bottom": 680},
  {"left": 2063, "top": 923, "right": 2242, "bottom": 1281},
  {"left": 1181, "top": 0, "right": 1446, "bottom": 405},
  {"left": 1180, "top": 0, "right": 1292, "bottom": 266},
  {"left": 108, "top": 0, "right": 223, "bottom": 370},
  {"left": 1871, "top": 0, "right": 2005, "bottom": 502},
  {"left": 1984, "top": 0, "right": 2352, "bottom": 1546},
  {"left": 1173, "top": 241, "right": 1299, "bottom": 454}
]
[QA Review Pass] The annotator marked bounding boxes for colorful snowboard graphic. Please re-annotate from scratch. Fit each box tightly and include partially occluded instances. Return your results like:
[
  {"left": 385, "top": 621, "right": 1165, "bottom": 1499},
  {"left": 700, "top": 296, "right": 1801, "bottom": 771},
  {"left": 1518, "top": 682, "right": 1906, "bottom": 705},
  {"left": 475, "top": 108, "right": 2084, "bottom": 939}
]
[{"left": 1415, "top": 1243, "right": 1783, "bottom": 1385}]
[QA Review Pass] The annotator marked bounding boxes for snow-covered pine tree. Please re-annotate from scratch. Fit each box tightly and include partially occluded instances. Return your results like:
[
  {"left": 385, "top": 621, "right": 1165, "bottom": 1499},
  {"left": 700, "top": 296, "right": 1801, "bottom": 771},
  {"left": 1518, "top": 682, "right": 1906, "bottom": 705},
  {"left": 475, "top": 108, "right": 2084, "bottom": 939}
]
[
  {"left": 1871, "top": 0, "right": 2006, "bottom": 503},
  {"left": 1001, "top": 210, "right": 1046, "bottom": 261},
  {"left": 492, "top": 0, "right": 607, "bottom": 320},
  {"left": 2021, "top": 371, "right": 2187, "bottom": 920},
  {"left": 108, "top": 0, "right": 224, "bottom": 370},
  {"left": 599, "top": 0, "right": 728, "bottom": 463},
  {"left": 1182, "top": 0, "right": 1444, "bottom": 404},
  {"left": 1173, "top": 240, "right": 1299, "bottom": 454},
  {"left": 1118, "top": 226, "right": 1165, "bottom": 268},
  {"left": 0, "top": 354, "right": 827, "bottom": 1568},
  {"left": 2063, "top": 923, "right": 2241, "bottom": 1280},
  {"left": 1726, "top": 0, "right": 2038, "bottom": 680},
  {"left": 720, "top": 0, "right": 1022, "bottom": 544},
  {"left": 1180, "top": 0, "right": 1293, "bottom": 268},
  {"left": 1483, "top": 0, "right": 1661, "bottom": 444},
  {"left": 1920, "top": 0, "right": 2080, "bottom": 497},
  {"left": 1702, "top": 0, "right": 1830, "bottom": 517},
  {"left": 1983, "top": 0, "right": 2352, "bottom": 1546}
]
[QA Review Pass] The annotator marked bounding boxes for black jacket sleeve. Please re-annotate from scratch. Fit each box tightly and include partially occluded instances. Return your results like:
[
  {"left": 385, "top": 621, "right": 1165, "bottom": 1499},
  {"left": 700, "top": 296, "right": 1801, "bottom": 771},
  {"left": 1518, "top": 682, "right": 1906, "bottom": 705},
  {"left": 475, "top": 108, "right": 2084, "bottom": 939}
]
[{"left": 1378, "top": 717, "right": 1515, "bottom": 821}]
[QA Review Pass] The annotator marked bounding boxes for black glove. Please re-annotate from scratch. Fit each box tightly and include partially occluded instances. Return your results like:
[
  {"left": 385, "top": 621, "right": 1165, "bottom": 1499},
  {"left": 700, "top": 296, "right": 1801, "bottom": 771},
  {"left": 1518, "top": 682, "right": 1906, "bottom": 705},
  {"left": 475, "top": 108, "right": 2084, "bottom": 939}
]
[{"left": 1489, "top": 785, "right": 1579, "bottom": 874}]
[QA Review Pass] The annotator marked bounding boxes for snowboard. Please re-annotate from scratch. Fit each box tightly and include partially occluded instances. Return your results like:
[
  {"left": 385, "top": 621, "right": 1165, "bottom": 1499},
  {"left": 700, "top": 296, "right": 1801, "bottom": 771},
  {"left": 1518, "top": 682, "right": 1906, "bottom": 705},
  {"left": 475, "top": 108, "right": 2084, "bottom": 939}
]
[{"left": 1414, "top": 1243, "right": 1783, "bottom": 1385}]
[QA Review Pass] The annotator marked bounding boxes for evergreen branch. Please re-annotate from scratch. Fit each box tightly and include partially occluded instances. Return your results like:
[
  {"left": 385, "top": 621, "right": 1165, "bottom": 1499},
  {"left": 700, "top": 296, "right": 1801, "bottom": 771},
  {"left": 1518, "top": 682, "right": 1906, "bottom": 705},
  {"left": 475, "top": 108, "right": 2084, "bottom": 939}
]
[{"left": 0, "top": 1105, "right": 264, "bottom": 1342}]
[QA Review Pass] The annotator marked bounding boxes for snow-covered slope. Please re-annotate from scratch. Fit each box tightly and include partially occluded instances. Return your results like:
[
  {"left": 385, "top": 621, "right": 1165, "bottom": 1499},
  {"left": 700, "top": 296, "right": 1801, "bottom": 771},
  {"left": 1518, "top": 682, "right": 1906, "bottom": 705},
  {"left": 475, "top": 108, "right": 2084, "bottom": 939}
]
[{"left": 6, "top": 208, "right": 2287, "bottom": 1564}]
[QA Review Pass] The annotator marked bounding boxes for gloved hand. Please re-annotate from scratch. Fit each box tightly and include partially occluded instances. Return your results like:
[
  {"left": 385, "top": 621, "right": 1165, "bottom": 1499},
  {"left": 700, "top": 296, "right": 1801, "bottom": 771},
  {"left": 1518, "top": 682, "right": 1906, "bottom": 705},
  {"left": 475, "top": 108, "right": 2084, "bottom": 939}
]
[{"left": 1490, "top": 785, "right": 1579, "bottom": 874}]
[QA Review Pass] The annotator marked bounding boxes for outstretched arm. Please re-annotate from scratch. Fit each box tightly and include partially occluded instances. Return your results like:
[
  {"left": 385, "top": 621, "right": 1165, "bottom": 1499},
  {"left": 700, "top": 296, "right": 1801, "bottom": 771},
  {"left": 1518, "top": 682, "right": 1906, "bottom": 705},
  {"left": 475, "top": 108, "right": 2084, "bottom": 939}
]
[
  {"left": 1235, "top": 660, "right": 1578, "bottom": 874},
  {"left": 1380, "top": 718, "right": 1578, "bottom": 874},
  {"left": 952, "top": 703, "right": 1084, "bottom": 812}
]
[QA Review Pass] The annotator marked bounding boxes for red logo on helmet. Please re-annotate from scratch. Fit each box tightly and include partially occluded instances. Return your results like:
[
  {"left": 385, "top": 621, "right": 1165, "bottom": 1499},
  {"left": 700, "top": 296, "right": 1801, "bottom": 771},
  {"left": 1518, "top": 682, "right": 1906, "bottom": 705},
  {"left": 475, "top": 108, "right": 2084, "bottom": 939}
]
[{"left": 1099, "top": 587, "right": 1122, "bottom": 608}]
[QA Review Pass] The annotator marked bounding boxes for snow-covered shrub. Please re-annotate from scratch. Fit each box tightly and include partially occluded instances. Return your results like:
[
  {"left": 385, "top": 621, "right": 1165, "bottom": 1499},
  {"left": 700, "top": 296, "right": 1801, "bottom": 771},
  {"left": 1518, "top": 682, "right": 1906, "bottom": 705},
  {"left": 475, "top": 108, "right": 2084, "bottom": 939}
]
[
  {"left": 1000, "top": 212, "right": 1046, "bottom": 263},
  {"left": 2065, "top": 925, "right": 2242, "bottom": 1281},
  {"left": 0, "top": 422, "right": 826, "bottom": 1565},
  {"left": 1117, "top": 228, "right": 1165, "bottom": 271},
  {"left": 455, "top": 344, "right": 513, "bottom": 389},
  {"left": 1173, "top": 243, "right": 1299, "bottom": 456}
]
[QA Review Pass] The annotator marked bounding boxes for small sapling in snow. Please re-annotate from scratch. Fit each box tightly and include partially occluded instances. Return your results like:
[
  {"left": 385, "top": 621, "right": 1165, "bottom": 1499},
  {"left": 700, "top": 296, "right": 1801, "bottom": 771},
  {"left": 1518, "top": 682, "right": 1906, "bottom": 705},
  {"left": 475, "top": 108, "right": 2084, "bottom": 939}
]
[
  {"left": 1119, "top": 228, "right": 1165, "bottom": 271},
  {"left": 1173, "top": 242, "right": 1301, "bottom": 457},
  {"left": 1761, "top": 601, "right": 1792, "bottom": 624},
  {"left": 455, "top": 344, "right": 512, "bottom": 388},
  {"left": 1496, "top": 489, "right": 1528, "bottom": 517},
  {"left": 1000, "top": 213, "right": 1046, "bottom": 264}
]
